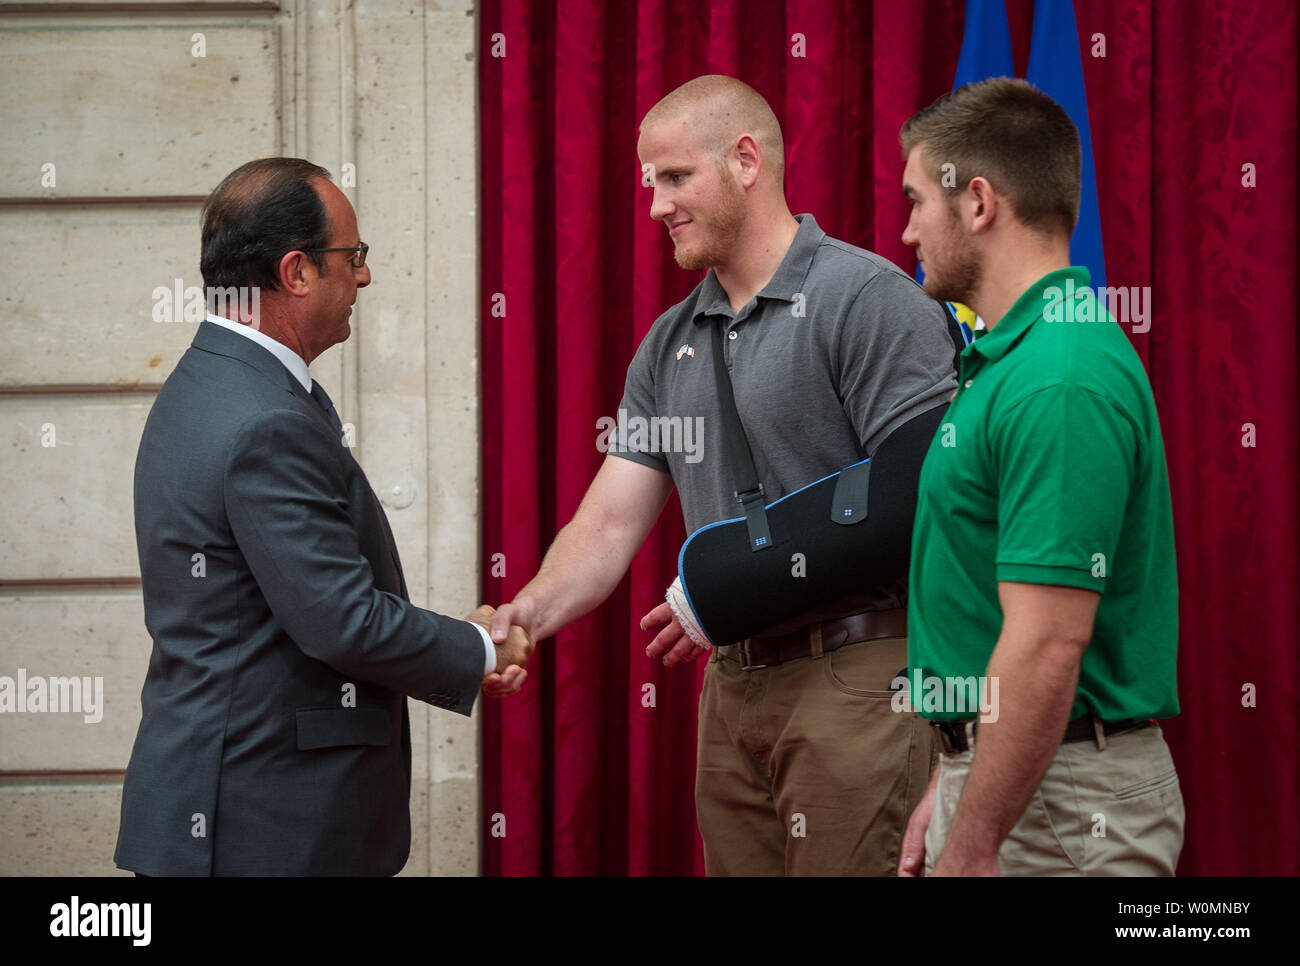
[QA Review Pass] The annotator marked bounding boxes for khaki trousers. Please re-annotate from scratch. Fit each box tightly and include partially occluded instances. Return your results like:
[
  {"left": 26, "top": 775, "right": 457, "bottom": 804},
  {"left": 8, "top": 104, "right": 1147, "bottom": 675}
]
[
  {"left": 924, "top": 721, "right": 1185, "bottom": 876},
  {"left": 695, "top": 635, "right": 936, "bottom": 875}
]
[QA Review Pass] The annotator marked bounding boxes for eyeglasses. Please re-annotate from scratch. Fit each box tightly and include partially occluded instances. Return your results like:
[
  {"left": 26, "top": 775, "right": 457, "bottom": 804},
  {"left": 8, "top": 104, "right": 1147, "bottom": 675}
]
[{"left": 304, "top": 241, "right": 369, "bottom": 268}]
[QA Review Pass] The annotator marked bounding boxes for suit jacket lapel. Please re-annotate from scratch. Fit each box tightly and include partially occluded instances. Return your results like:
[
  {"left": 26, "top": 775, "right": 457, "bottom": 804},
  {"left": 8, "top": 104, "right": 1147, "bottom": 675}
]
[{"left": 192, "top": 321, "right": 408, "bottom": 592}]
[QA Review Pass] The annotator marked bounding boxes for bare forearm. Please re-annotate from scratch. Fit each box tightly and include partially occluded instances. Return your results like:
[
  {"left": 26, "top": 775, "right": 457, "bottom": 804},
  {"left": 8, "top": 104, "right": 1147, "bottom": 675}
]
[
  {"left": 512, "top": 515, "right": 643, "bottom": 640},
  {"left": 491, "top": 457, "right": 672, "bottom": 645},
  {"left": 939, "top": 634, "right": 1081, "bottom": 866}
]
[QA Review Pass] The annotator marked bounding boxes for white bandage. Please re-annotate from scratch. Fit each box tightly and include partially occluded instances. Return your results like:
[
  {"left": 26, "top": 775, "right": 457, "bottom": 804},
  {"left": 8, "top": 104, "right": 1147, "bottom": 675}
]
[{"left": 666, "top": 576, "right": 713, "bottom": 649}]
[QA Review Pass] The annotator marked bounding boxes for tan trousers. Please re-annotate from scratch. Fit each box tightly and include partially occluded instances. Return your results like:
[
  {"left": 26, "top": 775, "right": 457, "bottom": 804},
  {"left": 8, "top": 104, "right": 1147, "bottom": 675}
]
[
  {"left": 695, "top": 634, "right": 936, "bottom": 875},
  {"left": 924, "top": 721, "right": 1185, "bottom": 876}
]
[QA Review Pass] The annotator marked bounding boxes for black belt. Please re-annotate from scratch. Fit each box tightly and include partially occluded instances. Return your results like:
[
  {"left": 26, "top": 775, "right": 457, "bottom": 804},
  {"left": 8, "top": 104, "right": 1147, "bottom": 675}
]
[
  {"left": 720, "top": 608, "right": 907, "bottom": 671},
  {"left": 932, "top": 714, "right": 1153, "bottom": 754}
]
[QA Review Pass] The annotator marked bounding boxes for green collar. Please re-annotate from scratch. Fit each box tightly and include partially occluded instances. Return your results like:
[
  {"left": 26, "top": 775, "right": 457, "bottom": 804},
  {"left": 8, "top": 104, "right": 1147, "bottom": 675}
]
[{"left": 969, "top": 266, "right": 1092, "bottom": 363}]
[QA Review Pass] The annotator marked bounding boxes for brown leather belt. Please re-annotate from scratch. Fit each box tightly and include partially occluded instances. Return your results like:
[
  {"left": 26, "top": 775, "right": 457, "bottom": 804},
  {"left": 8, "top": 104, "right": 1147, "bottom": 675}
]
[
  {"left": 933, "top": 714, "right": 1153, "bottom": 754},
  {"left": 721, "top": 608, "right": 907, "bottom": 671}
]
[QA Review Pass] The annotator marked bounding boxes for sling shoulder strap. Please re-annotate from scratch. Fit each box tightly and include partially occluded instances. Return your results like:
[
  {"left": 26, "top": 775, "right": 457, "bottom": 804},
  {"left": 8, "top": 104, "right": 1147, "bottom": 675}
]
[
  {"left": 706, "top": 295, "right": 965, "bottom": 551},
  {"left": 708, "top": 318, "right": 772, "bottom": 552}
]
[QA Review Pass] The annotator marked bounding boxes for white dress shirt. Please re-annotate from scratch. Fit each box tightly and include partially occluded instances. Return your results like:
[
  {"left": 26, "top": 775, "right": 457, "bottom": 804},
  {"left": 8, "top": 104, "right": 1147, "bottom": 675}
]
[{"left": 205, "top": 314, "right": 496, "bottom": 676}]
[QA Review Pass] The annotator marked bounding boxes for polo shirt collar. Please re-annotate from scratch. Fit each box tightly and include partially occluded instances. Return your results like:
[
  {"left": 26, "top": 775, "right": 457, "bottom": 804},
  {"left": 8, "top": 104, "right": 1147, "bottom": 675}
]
[
  {"left": 692, "top": 213, "right": 825, "bottom": 323},
  {"left": 969, "top": 265, "right": 1092, "bottom": 363}
]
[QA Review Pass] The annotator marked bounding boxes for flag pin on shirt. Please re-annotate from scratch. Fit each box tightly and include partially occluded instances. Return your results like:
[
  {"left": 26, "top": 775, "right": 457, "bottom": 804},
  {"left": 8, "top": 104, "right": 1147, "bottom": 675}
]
[{"left": 676, "top": 344, "right": 695, "bottom": 361}]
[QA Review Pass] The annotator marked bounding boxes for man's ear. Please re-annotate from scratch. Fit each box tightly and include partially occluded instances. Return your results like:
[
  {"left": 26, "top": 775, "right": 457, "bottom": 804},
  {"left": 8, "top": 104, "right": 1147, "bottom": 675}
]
[
  {"left": 733, "top": 133, "right": 761, "bottom": 189},
  {"left": 278, "top": 250, "right": 312, "bottom": 296},
  {"left": 965, "top": 176, "right": 998, "bottom": 235}
]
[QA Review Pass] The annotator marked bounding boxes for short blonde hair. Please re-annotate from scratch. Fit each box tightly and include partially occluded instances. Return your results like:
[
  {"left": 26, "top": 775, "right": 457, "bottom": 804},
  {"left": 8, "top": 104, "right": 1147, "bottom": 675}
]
[{"left": 641, "top": 75, "right": 785, "bottom": 186}]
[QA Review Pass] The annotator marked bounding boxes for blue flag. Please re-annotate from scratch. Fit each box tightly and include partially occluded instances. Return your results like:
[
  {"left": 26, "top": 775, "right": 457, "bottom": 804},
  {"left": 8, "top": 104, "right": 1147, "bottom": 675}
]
[
  {"left": 954, "top": 0, "right": 1014, "bottom": 86},
  {"left": 1025, "top": 0, "right": 1106, "bottom": 291}
]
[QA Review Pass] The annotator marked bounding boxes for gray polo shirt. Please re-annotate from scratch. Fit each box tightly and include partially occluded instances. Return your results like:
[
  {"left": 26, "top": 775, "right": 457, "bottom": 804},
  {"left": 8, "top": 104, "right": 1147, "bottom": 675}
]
[{"left": 613, "top": 214, "right": 958, "bottom": 553}]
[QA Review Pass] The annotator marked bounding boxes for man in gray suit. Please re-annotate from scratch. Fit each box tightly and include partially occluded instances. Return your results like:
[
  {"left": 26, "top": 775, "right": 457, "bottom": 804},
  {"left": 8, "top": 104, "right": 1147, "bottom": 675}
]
[{"left": 116, "top": 158, "right": 530, "bottom": 876}]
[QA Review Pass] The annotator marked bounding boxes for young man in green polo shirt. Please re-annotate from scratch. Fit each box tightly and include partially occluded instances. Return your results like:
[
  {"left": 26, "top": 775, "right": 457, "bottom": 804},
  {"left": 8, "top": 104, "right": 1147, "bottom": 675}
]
[{"left": 895, "top": 78, "right": 1184, "bottom": 876}]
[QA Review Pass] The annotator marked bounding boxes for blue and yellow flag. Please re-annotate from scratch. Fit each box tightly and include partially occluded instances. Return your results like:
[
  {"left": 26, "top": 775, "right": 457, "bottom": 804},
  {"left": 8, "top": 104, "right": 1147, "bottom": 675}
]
[
  {"left": 1026, "top": 0, "right": 1106, "bottom": 291},
  {"left": 918, "top": 0, "right": 1106, "bottom": 338}
]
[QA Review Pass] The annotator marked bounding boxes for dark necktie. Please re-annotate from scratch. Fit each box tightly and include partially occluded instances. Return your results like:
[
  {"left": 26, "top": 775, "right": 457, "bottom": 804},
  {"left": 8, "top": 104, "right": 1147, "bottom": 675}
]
[{"left": 309, "top": 380, "right": 345, "bottom": 438}]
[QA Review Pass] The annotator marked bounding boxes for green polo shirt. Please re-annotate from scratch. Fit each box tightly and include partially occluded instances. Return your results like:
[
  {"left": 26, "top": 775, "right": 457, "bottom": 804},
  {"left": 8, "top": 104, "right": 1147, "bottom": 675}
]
[{"left": 908, "top": 267, "right": 1178, "bottom": 721}]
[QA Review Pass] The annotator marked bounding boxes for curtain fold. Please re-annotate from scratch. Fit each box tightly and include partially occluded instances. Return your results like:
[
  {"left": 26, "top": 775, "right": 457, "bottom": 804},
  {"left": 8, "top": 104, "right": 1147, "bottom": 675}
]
[{"left": 479, "top": 0, "right": 1299, "bottom": 876}]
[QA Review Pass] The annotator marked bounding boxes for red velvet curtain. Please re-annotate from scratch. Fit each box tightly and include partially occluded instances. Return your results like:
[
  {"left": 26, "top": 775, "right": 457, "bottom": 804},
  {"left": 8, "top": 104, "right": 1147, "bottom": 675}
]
[{"left": 479, "top": 0, "right": 1299, "bottom": 876}]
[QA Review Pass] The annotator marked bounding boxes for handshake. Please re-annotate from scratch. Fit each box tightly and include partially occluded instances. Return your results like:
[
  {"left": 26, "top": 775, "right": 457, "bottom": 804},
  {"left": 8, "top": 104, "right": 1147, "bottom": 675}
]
[
  {"left": 463, "top": 588, "right": 714, "bottom": 701},
  {"left": 466, "top": 603, "right": 534, "bottom": 699}
]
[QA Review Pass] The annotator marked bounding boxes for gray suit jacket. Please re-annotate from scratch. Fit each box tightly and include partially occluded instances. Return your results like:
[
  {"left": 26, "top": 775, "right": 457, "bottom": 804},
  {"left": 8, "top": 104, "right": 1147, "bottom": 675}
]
[{"left": 115, "top": 321, "right": 484, "bottom": 876}]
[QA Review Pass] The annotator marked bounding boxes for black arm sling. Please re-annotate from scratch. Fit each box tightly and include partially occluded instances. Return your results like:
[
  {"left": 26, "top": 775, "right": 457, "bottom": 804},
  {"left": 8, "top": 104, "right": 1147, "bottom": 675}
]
[{"left": 674, "top": 304, "right": 967, "bottom": 645}]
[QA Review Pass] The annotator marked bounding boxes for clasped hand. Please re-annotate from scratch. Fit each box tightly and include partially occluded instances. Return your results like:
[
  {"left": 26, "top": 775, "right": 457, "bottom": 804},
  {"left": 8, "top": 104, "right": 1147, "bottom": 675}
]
[
  {"left": 468, "top": 594, "right": 706, "bottom": 703},
  {"left": 466, "top": 604, "right": 533, "bottom": 698}
]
